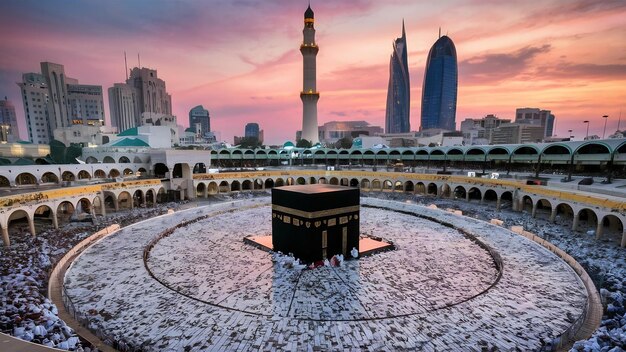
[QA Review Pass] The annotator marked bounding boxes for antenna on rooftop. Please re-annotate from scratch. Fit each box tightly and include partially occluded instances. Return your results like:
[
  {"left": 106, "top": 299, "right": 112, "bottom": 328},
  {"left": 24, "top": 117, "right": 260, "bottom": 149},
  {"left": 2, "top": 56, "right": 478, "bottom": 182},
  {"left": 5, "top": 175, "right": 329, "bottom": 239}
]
[
  {"left": 124, "top": 51, "right": 128, "bottom": 80},
  {"left": 438, "top": 27, "right": 441, "bottom": 38},
  {"left": 618, "top": 109, "right": 622, "bottom": 131},
  {"left": 138, "top": 53, "right": 141, "bottom": 68}
]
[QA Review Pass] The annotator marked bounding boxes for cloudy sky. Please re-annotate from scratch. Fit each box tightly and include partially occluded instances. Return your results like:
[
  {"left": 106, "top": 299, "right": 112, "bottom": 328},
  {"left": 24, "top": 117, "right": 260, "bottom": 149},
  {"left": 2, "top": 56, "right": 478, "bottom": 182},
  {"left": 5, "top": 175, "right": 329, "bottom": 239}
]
[{"left": 1, "top": 0, "right": 625, "bottom": 144}]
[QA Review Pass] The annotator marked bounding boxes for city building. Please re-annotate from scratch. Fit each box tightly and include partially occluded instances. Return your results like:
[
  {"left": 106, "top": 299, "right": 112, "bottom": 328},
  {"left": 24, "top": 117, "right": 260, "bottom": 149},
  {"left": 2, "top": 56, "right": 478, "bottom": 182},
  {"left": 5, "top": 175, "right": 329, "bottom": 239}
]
[
  {"left": 53, "top": 123, "right": 109, "bottom": 147},
  {"left": 515, "top": 108, "right": 555, "bottom": 138},
  {"left": 0, "top": 97, "right": 19, "bottom": 143},
  {"left": 460, "top": 114, "right": 511, "bottom": 145},
  {"left": 300, "top": 4, "right": 320, "bottom": 144},
  {"left": 385, "top": 21, "right": 410, "bottom": 134},
  {"left": 318, "top": 121, "right": 383, "bottom": 145},
  {"left": 40, "top": 62, "right": 71, "bottom": 132},
  {"left": 420, "top": 33, "right": 458, "bottom": 131},
  {"left": 108, "top": 83, "right": 139, "bottom": 133},
  {"left": 245, "top": 123, "right": 260, "bottom": 139},
  {"left": 490, "top": 123, "right": 545, "bottom": 144},
  {"left": 18, "top": 63, "right": 105, "bottom": 144},
  {"left": 189, "top": 105, "right": 210, "bottom": 137},
  {"left": 126, "top": 67, "right": 172, "bottom": 116},
  {"left": 17, "top": 73, "right": 50, "bottom": 144},
  {"left": 66, "top": 84, "right": 105, "bottom": 126}
]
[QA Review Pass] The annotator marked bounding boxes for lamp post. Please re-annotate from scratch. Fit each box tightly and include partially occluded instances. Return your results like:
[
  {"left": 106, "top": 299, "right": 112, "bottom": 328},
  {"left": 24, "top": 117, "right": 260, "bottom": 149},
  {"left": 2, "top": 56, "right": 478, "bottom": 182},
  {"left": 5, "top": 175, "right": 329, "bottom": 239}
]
[
  {"left": 602, "top": 115, "right": 608, "bottom": 139},
  {"left": 568, "top": 129, "right": 574, "bottom": 140},
  {"left": 583, "top": 120, "right": 590, "bottom": 140}
]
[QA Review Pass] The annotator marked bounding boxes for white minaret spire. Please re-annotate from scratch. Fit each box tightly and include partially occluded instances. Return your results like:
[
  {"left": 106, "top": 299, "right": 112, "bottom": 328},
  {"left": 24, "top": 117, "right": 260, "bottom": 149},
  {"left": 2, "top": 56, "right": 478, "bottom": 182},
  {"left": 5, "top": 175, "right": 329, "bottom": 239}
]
[{"left": 300, "top": 4, "right": 319, "bottom": 144}]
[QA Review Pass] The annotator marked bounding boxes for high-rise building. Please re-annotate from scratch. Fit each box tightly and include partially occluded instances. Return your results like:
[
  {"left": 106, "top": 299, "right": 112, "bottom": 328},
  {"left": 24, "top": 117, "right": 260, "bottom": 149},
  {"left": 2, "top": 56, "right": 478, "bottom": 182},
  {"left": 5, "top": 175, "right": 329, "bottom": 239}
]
[
  {"left": 319, "top": 121, "right": 384, "bottom": 144},
  {"left": 108, "top": 83, "right": 139, "bottom": 132},
  {"left": 127, "top": 67, "right": 172, "bottom": 116},
  {"left": 17, "top": 73, "right": 51, "bottom": 144},
  {"left": 19, "top": 63, "right": 105, "bottom": 144},
  {"left": 420, "top": 34, "right": 458, "bottom": 131},
  {"left": 515, "top": 108, "right": 555, "bottom": 138},
  {"left": 300, "top": 4, "right": 320, "bottom": 144},
  {"left": 385, "top": 21, "right": 410, "bottom": 134},
  {"left": 109, "top": 67, "right": 172, "bottom": 133},
  {"left": 67, "top": 84, "right": 105, "bottom": 126},
  {"left": 40, "top": 62, "right": 71, "bottom": 131},
  {"left": 245, "top": 123, "right": 260, "bottom": 139},
  {"left": 0, "top": 97, "right": 19, "bottom": 142},
  {"left": 460, "top": 114, "right": 511, "bottom": 144},
  {"left": 189, "top": 105, "right": 210, "bottom": 137},
  {"left": 490, "top": 123, "right": 544, "bottom": 144}
]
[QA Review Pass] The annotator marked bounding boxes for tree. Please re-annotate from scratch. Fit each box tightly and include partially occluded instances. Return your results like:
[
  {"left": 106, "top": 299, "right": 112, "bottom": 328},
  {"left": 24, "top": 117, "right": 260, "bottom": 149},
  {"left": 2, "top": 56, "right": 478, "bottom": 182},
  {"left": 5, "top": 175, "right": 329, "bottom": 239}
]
[
  {"left": 296, "top": 139, "right": 312, "bottom": 148},
  {"left": 335, "top": 137, "right": 353, "bottom": 149}
]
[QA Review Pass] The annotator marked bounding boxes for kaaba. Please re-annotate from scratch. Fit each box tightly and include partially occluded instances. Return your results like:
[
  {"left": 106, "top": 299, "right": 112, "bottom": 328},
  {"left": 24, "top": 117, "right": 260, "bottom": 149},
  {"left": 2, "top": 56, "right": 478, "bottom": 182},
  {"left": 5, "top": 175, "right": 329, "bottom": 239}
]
[{"left": 272, "top": 184, "right": 360, "bottom": 263}]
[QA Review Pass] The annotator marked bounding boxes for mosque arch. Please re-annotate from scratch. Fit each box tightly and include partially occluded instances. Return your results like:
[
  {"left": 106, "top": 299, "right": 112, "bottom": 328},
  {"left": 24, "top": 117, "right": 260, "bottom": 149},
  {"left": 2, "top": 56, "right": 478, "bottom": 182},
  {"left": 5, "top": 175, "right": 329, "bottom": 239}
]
[
  {"left": 85, "top": 156, "right": 98, "bottom": 164},
  {"left": 56, "top": 201, "right": 75, "bottom": 226},
  {"left": 118, "top": 191, "right": 132, "bottom": 210},
  {"left": 16, "top": 172, "right": 37, "bottom": 185},
  {"left": 109, "top": 169, "right": 121, "bottom": 178},
  {"left": 94, "top": 169, "right": 106, "bottom": 178},
  {"left": 41, "top": 172, "right": 59, "bottom": 184},
  {"left": 467, "top": 187, "right": 481, "bottom": 201},
  {"left": 427, "top": 183, "right": 438, "bottom": 196},
  {"left": 61, "top": 171, "right": 76, "bottom": 182},
  {"left": 77, "top": 170, "right": 91, "bottom": 180}
]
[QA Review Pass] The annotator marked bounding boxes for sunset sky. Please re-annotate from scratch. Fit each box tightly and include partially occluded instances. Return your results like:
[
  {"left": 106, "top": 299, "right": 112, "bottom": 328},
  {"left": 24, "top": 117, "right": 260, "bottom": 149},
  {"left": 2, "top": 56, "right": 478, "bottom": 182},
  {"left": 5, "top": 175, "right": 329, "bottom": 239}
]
[{"left": 1, "top": 0, "right": 625, "bottom": 144}]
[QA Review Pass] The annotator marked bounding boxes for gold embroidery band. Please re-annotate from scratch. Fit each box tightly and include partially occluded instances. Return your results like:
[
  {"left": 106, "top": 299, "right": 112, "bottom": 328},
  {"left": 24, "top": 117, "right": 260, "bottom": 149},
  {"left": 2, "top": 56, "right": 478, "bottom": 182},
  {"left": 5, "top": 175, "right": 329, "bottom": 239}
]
[{"left": 271, "top": 205, "right": 360, "bottom": 219}]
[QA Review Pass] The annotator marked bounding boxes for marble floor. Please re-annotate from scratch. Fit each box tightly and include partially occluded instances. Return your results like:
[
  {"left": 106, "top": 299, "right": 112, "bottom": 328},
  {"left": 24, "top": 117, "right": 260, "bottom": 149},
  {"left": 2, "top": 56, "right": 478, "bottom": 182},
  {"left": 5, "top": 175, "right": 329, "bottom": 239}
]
[{"left": 64, "top": 197, "right": 587, "bottom": 351}]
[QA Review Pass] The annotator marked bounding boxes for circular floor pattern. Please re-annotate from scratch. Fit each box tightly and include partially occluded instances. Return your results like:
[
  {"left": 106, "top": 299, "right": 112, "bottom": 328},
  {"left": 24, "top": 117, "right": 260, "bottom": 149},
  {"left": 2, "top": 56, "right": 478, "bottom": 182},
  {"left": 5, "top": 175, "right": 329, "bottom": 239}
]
[
  {"left": 145, "top": 205, "right": 499, "bottom": 321},
  {"left": 64, "top": 198, "right": 588, "bottom": 351}
]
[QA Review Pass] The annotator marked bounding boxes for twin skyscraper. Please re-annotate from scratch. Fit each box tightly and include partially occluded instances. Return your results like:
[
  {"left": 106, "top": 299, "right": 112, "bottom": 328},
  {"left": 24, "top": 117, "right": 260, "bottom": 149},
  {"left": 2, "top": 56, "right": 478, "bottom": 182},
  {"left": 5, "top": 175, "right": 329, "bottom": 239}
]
[{"left": 385, "top": 24, "right": 458, "bottom": 133}]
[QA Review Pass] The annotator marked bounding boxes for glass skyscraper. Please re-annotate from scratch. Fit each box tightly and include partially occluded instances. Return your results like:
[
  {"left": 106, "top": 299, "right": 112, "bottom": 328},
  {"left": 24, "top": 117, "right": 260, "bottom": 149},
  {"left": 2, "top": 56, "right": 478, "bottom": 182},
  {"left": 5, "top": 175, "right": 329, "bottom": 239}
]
[
  {"left": 385, "top": 21, "right": 410, "bottom": 134},
  {"left": 420, "top": 35, "right": 458, "bottom": 131},
  {"left": 189, "top": 105, "right": 210, "bottom": 137}
]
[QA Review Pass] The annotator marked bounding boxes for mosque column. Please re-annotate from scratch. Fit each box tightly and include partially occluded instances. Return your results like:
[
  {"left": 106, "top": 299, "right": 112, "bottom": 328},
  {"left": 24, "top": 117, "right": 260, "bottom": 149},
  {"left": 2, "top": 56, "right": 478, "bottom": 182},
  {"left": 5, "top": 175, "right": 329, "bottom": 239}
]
[
  {"left": 52, "top": 212, "right": 59, "bottom": 229},
  {"left": 572, "top": 212, "right": 579, "bottom": 232},
  {"left": 28, "top": 217, "right": 36, "bottom": 236},
  {"left": 621, "top": 231, "right": 626, "bottom": 248},
  {"left": 595, "top": 221, "right": 604, "bottom": 240},
  {"left": 531, "top": 203, "right": 538, "bottom": 218},
  {"left": 550, "top": 208, "right": 557, "bottom": 222},
  {"left": 100, "top": 191, "right": 107, "bottom": 216},
  {"left": 2, "top": 227, "right": 9, "bottom": 247}
]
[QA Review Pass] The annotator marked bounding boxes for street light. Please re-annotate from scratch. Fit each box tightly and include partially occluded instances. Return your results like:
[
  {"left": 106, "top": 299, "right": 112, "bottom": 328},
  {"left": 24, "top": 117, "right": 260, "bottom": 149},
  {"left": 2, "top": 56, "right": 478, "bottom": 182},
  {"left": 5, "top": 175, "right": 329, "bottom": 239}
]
[
  {"left": 602, "top": 115, "right": 608, "bottom": 139},
  {"left": 568, "top": 129, "right": 574, "bottom": 140},
  {"left": 583, "top": 120, "right": 590, "bottom": 140}
]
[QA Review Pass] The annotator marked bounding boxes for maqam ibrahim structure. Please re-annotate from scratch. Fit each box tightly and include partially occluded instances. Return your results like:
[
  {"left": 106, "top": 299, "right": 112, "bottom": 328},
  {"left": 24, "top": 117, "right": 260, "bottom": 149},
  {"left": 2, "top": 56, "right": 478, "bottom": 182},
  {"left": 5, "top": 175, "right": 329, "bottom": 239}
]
[
  {"left": 420, "top": 34, "right": 458, "bottom": 131},
  {"left": 300, "top": 5, "right": 320, "bottom": 144},
  {"left": 385, "top": 21, "right": 410, "bottom": 134}
]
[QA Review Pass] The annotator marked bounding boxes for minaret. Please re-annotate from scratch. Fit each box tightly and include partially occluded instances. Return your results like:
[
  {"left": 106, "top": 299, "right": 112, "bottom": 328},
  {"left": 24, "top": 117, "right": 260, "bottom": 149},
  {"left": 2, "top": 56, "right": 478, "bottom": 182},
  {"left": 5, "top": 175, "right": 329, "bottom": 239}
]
[{"left": 300, "top": 4, "right": 319, "bottom": 144}]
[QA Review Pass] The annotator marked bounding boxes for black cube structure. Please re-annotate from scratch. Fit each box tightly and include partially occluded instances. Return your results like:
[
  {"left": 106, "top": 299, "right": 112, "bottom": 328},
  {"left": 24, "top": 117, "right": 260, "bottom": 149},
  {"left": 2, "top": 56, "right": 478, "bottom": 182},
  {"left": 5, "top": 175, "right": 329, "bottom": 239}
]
[{"left": 272, "top": 184, "right": 360, "bottom": 263}]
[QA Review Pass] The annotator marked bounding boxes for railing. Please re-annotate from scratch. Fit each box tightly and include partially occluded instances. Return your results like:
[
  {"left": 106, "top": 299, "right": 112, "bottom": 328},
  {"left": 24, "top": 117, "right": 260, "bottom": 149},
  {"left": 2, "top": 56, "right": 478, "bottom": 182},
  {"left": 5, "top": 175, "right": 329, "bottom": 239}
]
[
  {"left": 509, "top": 228, "right": 602, "bottom": 350},
  {"left": 47, "top": 224, "right": 121, "bottom": 352}
]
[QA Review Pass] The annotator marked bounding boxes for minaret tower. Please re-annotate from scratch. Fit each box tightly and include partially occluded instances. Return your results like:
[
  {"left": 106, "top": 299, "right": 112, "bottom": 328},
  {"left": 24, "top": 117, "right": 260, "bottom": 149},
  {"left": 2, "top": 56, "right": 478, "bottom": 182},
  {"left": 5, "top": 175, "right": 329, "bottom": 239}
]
[{"left": 300, "top": 4, "right": 319, "bottom": 144}]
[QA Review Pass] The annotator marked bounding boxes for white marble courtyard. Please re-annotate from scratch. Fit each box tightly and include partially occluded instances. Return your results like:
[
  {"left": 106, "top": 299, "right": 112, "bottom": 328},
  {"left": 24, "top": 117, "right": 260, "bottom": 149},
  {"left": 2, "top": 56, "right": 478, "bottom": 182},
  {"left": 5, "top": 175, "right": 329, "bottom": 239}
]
[{"left": 64, "top": 198, "right": 588, "bottom": 351}]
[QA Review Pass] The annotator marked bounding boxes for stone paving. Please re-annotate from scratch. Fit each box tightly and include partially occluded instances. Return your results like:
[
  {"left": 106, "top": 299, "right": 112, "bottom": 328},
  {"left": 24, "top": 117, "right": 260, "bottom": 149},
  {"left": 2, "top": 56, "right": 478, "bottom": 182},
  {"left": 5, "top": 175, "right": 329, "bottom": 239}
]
[{"left": 63, "top": 198, "right": 588, "bottom": 351}]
